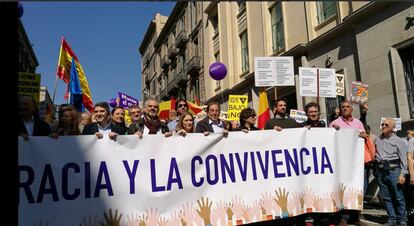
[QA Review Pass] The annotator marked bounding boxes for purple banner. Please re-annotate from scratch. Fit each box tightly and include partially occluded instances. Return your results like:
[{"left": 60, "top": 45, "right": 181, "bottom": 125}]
[{"left": 118, "top": 92, "right": 139, "bottom": 108}]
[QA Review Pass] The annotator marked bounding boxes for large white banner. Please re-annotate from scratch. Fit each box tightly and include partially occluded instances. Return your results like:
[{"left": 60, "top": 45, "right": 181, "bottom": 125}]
[{"left": 19, "top": 128, "right": 364, "bottom": 226}]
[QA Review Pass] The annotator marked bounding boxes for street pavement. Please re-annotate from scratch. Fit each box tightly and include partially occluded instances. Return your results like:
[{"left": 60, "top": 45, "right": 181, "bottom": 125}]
[{"left": 360, "top": 202, "right": 387, "bottom": 225}]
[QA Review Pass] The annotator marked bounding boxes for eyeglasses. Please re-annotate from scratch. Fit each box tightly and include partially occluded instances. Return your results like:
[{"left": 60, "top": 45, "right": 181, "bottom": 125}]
[
  {"left": 249, "top": 115, "right": 257, "bottom": 118},
  {"left": 178, "top": 104, "right": 188, "bottom": 108},
  {"left": 381, "top": 123, "right": 390, "bottom": 128}
]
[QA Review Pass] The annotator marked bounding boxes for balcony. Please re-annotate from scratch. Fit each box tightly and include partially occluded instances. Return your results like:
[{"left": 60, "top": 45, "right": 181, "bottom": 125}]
[
  {"left": 186, "top": 56, "right": 201, "bottom": 75},
  {"left": 176, "top": 68, "right": 188, "bottom": 85},
  {"left": 175, "top": 30, "right": 188, "bottom": 49},
  {"left": 145, "top": 76, "right": 151, "bottom": 86},
  {"left": 160, "top": 88, "right": 167, "bottom": 99},
  {"left": 161, "top": 56, "right": 170, "bottom": 69},
  {"left": 168, "top": 45, "right": 179, "bottom": 59},
  {"left": 142, "top": 53, "right": 149, "bottom": 65},
  {"left": 167, "top": 74, "right": 177, "bottom": 93}
]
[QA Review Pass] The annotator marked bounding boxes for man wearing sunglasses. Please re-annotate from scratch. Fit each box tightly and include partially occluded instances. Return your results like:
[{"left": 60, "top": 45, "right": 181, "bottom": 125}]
[
  {"left": 374, "top": 118, "right": 408, "bottom": 226},
  {"left": 168, "top": 99, "right": 189, "bottom": 131}
]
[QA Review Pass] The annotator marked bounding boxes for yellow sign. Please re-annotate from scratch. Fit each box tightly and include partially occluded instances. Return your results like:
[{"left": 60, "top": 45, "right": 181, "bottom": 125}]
[
  {"left": 227, "top": 95, "right": 248, "bottom": 121},
  {"left": 18, "top": 72, "right": 41, "bottom": 105},
  {"left": 125, "top": 109, "right": 132, "bottom": 127}
]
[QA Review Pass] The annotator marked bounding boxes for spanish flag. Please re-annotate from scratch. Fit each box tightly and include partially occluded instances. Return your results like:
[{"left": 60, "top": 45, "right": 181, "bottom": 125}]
[
  {"left": 187, "top": 101, "right": 203, "bottom": 115},
  {"left": 56, "top": 37, "right": 93, "bottom": 112},
  {"left": 158, "top": 99, "right": 175, "bottom": 120},
  {"left": 257, "top": 88, "right": 270, "bottom": 129}
]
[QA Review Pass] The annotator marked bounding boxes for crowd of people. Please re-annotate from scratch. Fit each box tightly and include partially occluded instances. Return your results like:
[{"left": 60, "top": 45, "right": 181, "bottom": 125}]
[{"left": 18, "top": 94, "right": 413, "bottom": 226}]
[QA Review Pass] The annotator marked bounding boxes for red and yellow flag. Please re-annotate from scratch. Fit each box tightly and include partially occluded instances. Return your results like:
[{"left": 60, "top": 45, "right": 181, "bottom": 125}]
[
  {"left": 257, "top": 88, "right": 270, "bottom": 129},
  {"left": 56, "top": 37, "right": 93, "bottom": 112}
]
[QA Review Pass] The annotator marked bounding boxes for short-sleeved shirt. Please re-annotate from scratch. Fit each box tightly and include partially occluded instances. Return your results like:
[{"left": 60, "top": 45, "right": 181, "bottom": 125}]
[
  {"left": 408, "top": 138, "right": 414, "bottom": 154},
  {"left": 374, "top": 133, "right": 408, "bottom": 175},
  {"left": 329, "top": 116, "right": 365, "bottom": 132}
]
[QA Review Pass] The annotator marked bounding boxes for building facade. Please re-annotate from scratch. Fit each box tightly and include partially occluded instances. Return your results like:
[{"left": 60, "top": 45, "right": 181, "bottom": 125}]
[
  {"left": 18, "top": 19, "right": 39, "bottom": 73},
  {"left": 141, "top": 2, "right": 204, "bottom": 104},
  {"left": 202, "top": 1, "right": 414, "bottom": 135},
  {"left": 139, "top": 13, "right": 168, "bottom": 102},
  {"left": 142, "top": 1, "right": 414, "bottom": 135}
]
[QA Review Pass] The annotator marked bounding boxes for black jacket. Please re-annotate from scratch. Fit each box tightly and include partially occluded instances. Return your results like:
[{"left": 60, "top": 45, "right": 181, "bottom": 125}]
[
  {"left": 18, "top": 117, "right": 51, "bottom": 136},
  {"left": 195, "top": 117, "right": 231, "bottom": 133},
  {"left": 127, "top": 118, "right": 169, "bottom": 135},
  {"left": 82, "top": 122, "right": 127, "bottom": 135}
]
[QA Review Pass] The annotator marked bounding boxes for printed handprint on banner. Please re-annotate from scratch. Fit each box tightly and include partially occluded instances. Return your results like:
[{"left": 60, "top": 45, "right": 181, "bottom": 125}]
[
  {"left": 344, "top": 188, "right": 359, "bottom": 209},
  {"left": 196, "top": 196, "right": 212, "bottom": 226},
  {"left": 312, "top": 195, "right": 322, "bottom": 212},
  {"left": 145, "top": 208, "right": 159, "bottom": 226},
  {"left": 241, "top": 204, "right": 251, "bottom": 223},
  {"left": 274, "top": 188, "right": 289, "bottom": 218},
  {"left": 288, "top": 192, "right": 302, "bottom": 215},
  {"left": 357, "top": 189, "right": 363, "bottom": 209},
  {"left": 157, "top": 217, "right": 168, "bottom": 226},
  {"left": 125, "top": 213, "right": 140, "bottom": 226},
  {"left": 101, "top": 208, "right": 122, "bottom": 226},
  {"left": 211, "top": 201, "right": 227, "bottom": 226},
  {"left": 137, "top": 214, "right": 147, "bottom": 226},
  {"left": 231, "top": 196, "right": 244, "bottom": 223},
  {"left": 81, "top": 214, "right": 101, "bottom": 226},
  {"left": 225, "top": 202, "right": 234, "bottom": 222},
  {"left": 260, "top": 192, "right": 276, "bottom": 219},
  {"left": 180, "top": 202, "right": 198, "bottom": 226},
  {"left": 331, "top": 183, "right": 346, "bottom": 210},
  {"left": 249, "top": 200, "right": 262, "bottom": 222},
  {"left": 166, "top": 211, "right": 181, "bottom": 226},
  {"left": 302, "top": 187, "right": 315, "bottom": 212},
  {"left": 320, "top": 193, "right": 333, "bottom": 212}
]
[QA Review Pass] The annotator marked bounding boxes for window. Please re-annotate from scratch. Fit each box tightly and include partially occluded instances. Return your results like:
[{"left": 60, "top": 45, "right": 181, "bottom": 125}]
[
  {"left": 270, "top": 2, "right": 285, "bottom": 52},
  {"left": 237, "top": 2, "right": 246, "bottom": 13},
  {"left": 240, "top": 31, "right": 249, "bottom": 73},
  {"left": 317, "top": 1, "right": 337, "bottom": 24},
  {"left": 400, "top": 46, "right": 414, "bottom": 118}
]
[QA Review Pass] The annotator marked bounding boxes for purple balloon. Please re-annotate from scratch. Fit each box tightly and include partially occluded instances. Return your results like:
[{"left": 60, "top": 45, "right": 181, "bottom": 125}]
[
  {"left": 209, "top": 62, "right": 227, "bottom": 81},
  {"left": 18, "top": 2, "right": 24, "bottom": 18}
]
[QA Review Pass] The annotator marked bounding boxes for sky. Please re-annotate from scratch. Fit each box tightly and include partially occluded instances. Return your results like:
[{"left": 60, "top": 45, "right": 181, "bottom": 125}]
[{"left": 21, "top": 1, "right": 175, "bottom": 106}]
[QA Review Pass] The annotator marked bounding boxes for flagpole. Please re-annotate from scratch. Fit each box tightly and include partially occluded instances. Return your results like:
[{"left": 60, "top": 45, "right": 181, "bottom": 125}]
[
  {"left": 53, "top": 37, "right": 64, "bottom": 105},
  {"left": 51, "top": 75, "right": 59, "bottom": 104}
]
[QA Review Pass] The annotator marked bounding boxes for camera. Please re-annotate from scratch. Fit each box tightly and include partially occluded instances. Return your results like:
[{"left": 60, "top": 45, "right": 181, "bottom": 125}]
[{"left": 374, "top": 160, "right": 390, "bottom": 171}]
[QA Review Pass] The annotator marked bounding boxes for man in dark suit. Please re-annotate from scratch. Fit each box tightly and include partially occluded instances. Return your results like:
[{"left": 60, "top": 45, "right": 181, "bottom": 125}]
[
  {"left": 195, "top": 101, "right": 229, "bottom": 136},
  {"left": 82, "top": 102, "right": 126, "bottom": 140},
  {"left": 18, "top": 95, "right": 51, "bottom": 140}
]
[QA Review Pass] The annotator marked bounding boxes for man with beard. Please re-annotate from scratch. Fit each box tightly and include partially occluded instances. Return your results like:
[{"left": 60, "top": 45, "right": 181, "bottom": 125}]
[
  {"left": 82, "top": 102, "right": 126, "bottom": 140},
  {"left": 128, "top": 98, "right": 170, "bottom": 139},
  {"left": 299, "top": 102, "right": 326, "bottom": 128},
  {"left": 18, "top": 95, "right": 51, "bottom": 140},
  {"left": 264, "top": 98, "right": 298, "bottom": 131}
]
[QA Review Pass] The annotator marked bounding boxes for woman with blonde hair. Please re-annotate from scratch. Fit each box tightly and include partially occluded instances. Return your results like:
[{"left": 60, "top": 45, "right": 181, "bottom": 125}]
[
  {"left": 175, "top": 112, "right": 194, "bottom": 137},
  {"left": 50, "top": 105, "right": 81, "bottom": 137}
]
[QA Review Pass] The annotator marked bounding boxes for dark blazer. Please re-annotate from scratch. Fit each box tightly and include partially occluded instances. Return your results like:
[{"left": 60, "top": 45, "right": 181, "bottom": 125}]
[
  {"left": 195, "top": 117, "right": 230, "bottom": 133},
  {"left": 82, "top": 122, "right": 127, "bottom": 135},
  {"left": 127, "top": 118, "right": 169, "bottom": 135},
  {"left": 18, "top": 117, "right": 51, "bottom": 136},
  {"left": 235, "top": 124, "right": 259, "bottom": 131}
]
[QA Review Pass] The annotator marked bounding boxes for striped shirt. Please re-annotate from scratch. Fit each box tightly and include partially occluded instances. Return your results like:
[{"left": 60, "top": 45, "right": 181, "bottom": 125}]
[{"left": 374, "top": 133, "right": 408, "bottom": 175}]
